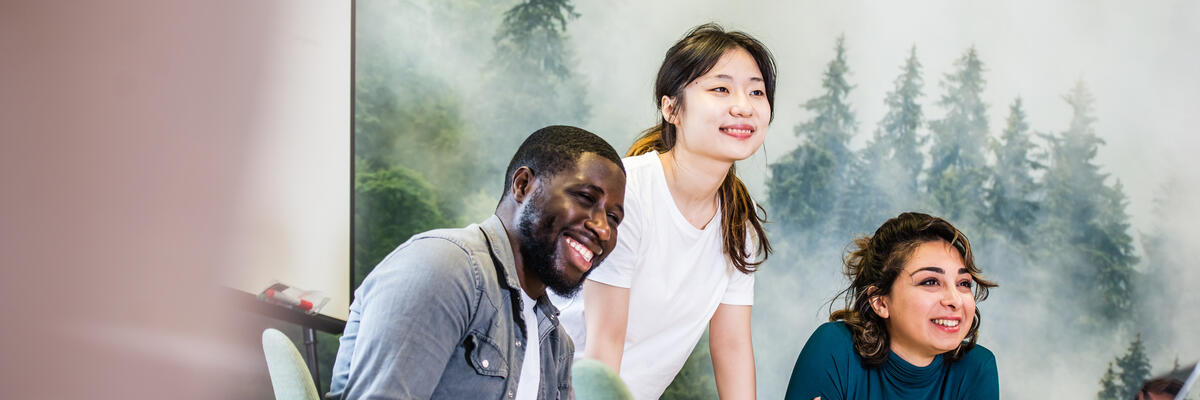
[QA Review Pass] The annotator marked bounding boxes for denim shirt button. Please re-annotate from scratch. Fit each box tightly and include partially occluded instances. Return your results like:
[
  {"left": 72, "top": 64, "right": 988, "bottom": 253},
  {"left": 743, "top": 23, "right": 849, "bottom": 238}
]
[
  {"left": 481, "top": 359, "right": 489, "bottom": 368},
  {"left": 515, "top": 340, "right": 521, "bottom": 347},
  {"left": 508, "top": 390, "right": 514, "bottom": 398}
]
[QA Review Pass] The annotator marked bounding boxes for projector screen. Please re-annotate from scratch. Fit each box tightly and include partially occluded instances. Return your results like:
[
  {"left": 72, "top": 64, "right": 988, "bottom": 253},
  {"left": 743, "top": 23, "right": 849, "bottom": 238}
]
[{"left": 222, "top": 2, "right": 351, "bottom": 321}]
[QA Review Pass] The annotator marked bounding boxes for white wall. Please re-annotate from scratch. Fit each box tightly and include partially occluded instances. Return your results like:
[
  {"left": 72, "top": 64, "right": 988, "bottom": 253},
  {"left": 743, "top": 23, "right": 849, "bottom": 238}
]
[{"left": 223, "top": 2, "right": 352, "bottom": 320}]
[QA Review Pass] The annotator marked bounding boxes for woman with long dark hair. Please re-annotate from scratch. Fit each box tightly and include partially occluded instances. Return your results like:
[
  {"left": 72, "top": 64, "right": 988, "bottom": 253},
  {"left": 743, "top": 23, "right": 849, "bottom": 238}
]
[
  {"left": 785, "top": 212, "right": 999, "bottom": 400},
  {"left": 551, "top": 23, "right": 775, "bottom": 400}
]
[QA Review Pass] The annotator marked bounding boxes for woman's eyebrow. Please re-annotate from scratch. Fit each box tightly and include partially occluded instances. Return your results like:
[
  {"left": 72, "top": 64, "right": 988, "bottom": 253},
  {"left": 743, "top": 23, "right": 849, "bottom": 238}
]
[
  {"left": 709, "top": 74, "right": 764, "bottom": 83},
  {"left": 909, "top": 266, "right": 944, "bottom": 276}
]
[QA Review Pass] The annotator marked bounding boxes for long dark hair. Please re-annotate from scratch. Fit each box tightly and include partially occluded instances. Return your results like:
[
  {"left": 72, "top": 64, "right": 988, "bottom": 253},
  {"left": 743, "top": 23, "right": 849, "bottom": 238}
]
[
  {"left": 830, "top": 212, "right": 997, "bottom": 366},
  {"left": 627, "top": 22, "right": 775, "bottom": 274}
]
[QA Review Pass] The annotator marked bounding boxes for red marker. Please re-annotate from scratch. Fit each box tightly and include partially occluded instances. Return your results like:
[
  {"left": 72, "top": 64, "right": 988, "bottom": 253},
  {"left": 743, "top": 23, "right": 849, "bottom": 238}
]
[{"left": 265, "top": 288, "right": 314, "bottom": 311}]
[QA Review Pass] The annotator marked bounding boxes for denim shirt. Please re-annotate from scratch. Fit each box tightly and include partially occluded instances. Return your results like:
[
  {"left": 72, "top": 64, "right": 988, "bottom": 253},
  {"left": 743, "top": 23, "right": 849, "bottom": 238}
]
[{"left": 329, "top": 216, "right": 575, "bottom": 400}]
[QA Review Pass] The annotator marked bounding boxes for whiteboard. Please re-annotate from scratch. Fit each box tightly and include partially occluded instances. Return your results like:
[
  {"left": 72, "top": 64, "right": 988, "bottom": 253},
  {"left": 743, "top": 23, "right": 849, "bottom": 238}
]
[{"left": 222, "top": 1, "right": 352, "bottom": 321}]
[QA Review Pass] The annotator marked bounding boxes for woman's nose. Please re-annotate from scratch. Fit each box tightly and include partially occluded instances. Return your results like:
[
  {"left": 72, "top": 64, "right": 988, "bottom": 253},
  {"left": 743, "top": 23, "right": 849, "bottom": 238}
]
[
  {"left": 730, "top": 93, "right": 754, "bottom": 117},
  {"left": 941, "top": 287, "right": 962, "bottom": 309}
]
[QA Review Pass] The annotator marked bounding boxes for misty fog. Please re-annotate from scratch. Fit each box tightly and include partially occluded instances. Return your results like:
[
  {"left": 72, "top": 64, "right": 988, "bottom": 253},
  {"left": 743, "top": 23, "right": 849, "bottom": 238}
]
[{"left": 354, "top": 1, "right": 1200, "bottom": 398}]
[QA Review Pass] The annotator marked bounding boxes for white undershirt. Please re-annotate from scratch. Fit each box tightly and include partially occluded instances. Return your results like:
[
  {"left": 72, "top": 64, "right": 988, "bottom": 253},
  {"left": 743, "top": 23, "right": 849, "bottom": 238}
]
[
  {"left": 514, "top": 289, "right": 541, "bottom": 400},
  {"left": 550, "top": 152, "right": 756, "bottom": 400}
]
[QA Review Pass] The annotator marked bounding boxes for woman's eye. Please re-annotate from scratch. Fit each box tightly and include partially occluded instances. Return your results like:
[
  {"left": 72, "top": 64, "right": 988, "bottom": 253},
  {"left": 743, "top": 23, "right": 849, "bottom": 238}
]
[
  {"left": 920, "top": 279, "right": 939, "bottom": 286},
  {"left": 711, "top": 87, "right": 728, "bottom": 93},
  {"left": 958, "top": 280, "right": 974, "bottom": 289},
  {"left": 750, "top": 89, "right": 765, "bottom": 96}
]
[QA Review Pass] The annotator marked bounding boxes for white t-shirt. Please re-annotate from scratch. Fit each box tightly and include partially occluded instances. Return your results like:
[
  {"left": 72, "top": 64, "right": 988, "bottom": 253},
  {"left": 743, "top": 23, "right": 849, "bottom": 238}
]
[
  {"left": 515, "top": 290, "right": 540, "bottom": 400},
  {"left": 550, "top": 151, "right": 755, "bottom": 400}
]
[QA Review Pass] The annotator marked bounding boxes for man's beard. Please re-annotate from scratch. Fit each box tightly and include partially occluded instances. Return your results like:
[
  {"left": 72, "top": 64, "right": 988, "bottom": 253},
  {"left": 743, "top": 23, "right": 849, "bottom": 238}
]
[{"left": 516, "top": 196, "right": 589, "bottom": 298}]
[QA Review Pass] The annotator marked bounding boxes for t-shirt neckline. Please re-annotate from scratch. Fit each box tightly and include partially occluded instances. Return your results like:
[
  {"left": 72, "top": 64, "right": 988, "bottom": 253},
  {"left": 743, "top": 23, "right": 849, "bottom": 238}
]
[{"left": 646, "top": 150, "right": 721, "bottom": 234}]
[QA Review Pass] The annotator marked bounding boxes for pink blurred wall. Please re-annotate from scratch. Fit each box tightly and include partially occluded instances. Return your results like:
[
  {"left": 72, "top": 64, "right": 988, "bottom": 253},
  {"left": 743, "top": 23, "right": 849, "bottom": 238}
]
[{"left": 2, "top": 1, "right": 289, "bottom": 397}]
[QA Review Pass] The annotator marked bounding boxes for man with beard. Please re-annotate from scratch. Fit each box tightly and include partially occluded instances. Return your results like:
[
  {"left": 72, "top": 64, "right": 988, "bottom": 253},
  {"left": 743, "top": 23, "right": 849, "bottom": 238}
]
[{"left": 329, "top": 125, "right": 626, "bottom": 400}]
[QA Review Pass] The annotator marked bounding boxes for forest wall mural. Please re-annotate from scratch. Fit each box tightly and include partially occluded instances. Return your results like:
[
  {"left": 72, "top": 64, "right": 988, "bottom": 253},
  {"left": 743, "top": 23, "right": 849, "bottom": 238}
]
[{"left": 350, "top": 1, "right": 1200, "bottom": 398}]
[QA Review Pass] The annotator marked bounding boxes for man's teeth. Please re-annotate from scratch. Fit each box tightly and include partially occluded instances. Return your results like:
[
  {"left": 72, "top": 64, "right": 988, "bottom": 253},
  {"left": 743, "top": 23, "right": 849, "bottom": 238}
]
[
  {"left": 567, "top": 238, "right": 593, "bottom": 262},
  {"left": 932, "top": 319, "right": 960, "bottom": 327}
]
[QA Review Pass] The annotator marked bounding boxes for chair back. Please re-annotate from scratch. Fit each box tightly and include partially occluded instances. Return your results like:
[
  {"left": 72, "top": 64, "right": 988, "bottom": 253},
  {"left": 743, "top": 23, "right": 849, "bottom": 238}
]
[
  {"left": 262, "top": 328, "right": 320, "bottom": 400},
  {"left": 572, "top": 358, "right": 633, "bottom": 400}
]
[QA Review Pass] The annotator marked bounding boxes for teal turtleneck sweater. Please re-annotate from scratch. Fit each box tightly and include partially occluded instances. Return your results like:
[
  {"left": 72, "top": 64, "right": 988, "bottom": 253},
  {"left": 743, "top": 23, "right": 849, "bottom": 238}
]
[{"left": 784, "top": 321, "right": 998, "bottom": 400}]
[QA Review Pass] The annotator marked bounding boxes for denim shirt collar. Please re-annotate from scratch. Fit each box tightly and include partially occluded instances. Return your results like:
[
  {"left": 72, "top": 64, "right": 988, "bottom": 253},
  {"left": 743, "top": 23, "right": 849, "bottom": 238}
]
[
  {"left": 480, "top": 215, "right": 521, "bottom": 290},
  {"left": 479, "top": 215, "right": 563, "bottom": 321}
]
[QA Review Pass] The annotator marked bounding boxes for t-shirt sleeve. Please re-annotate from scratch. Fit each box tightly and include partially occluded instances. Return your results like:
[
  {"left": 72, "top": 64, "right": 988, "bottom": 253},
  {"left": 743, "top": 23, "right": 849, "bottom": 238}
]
[
  {"left": 584, "top": 176, "right": 642, "bottom": 288},
  {"left": 720, "top": 264, "right": 754, "bottom": 305},
  {"left": 784, "top": 322, "right": 853, "bottom": 400},
  {"left": 720, "top": 229, "right": 759, "bottom": 305}
]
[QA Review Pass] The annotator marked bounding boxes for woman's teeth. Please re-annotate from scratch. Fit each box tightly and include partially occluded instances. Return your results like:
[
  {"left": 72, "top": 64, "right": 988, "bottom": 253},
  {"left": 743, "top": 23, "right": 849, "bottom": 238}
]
[
  {"left": 722, "top": 127, "right": 752, "bottom": 134},
  {"left": 932, "top": 319, "right": 960, "bottom": 327}
]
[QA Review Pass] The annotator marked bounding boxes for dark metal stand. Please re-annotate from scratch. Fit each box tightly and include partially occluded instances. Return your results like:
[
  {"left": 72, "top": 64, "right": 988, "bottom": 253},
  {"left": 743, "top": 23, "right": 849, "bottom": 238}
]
[
  {"left": 231, "top": 287, "right": 347, "bottom": 395},
  {"left": 304, "top": 326, "right": 321, "bottom": 393}
]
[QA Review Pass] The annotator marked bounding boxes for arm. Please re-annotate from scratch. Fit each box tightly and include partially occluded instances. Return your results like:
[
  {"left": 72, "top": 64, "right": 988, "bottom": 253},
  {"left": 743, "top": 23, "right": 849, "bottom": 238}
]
[
  {"left": 343, "top": 239, "right": 475, "bottom": 399},
  {"left": 710, "top": 303, "right": 756, "bottom": 400},
  {"left": 582, "top": 279, "right": 630, "bottom": 373}
]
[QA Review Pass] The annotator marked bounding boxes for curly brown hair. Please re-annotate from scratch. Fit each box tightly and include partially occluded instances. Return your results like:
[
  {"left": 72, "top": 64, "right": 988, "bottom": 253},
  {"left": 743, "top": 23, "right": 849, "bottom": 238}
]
[{"left": 829, "top": 212, "right": 997, "bottom": 367}]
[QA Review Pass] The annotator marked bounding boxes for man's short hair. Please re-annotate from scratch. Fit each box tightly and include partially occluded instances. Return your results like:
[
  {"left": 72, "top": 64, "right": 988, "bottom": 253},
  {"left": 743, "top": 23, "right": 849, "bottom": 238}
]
[{"left": 500, "top": 125, "right": 625, "bottom": 198}]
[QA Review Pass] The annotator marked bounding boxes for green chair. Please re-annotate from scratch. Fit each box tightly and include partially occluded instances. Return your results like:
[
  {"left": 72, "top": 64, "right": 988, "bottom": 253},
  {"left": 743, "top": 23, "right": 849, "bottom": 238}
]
[
  {"left": 262, "top": 328, "right": 320, "bottom": 400},
  {"left": 572, "top": 358, "right": 633, "bottom": 400}
]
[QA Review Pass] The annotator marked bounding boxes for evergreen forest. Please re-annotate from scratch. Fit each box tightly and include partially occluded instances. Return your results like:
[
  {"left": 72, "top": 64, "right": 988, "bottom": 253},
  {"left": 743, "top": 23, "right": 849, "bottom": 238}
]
[{"left": 345, "top": 1, "right": 1199, "bottom": 398}]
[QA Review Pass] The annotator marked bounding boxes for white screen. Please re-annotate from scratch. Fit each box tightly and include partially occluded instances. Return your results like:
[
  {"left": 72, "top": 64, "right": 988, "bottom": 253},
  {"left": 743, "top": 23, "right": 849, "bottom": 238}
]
[{"left": 223, "top": 2, "right": 351, "bottom": 321}]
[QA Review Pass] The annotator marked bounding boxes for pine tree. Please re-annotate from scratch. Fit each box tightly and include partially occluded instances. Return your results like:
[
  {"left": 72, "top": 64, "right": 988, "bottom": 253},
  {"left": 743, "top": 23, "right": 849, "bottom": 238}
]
[
  {"left": 1115, "top": 334, "right": 1152, "bottom": 399},
  {"left": 769, "top": 145, "right": 835, "bottom": 238},
  {"left": 840, "top": 139, "right": 892, "bottom": 235},
  {"left": 926, "top": 47, "right": 990, "bottom": 225},
  {"left": 769, "top": 35, "right": 857, "bottom": 241},
  {"left": 840, "top": 45, "right": 927, "bottom": 233},
  {"left": 877, "top": 45, "right": 926, "bottom": 198},
  {"left": 478, "top": 0, "right": 590, "bottom": 183},
  {"left": 1097, "top": 362, "right": 1122, "bottom": 400},
  {"left": 493, "top": 0, "right": 580, "bottom": 79},
  {"left": 1040, "top": 81, "right": 1139, "bottom": 323},
  {"left": 353, "top": 160, "right": 451, "bottom": 288},
  {"left": 352, "top": 0, "right": 491, "bottom": 227},
  {"left": 984, "top": 98, "right": 1041, "bottom": 243},
  {"left": 797, "top": 35, "right": 858, "bottom": 177}
]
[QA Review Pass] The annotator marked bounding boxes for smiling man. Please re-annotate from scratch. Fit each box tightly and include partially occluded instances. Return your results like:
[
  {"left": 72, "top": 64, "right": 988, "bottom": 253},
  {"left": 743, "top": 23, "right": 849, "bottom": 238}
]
[{"left": 329, "top": 125, "right": 626, "bottom": 400}]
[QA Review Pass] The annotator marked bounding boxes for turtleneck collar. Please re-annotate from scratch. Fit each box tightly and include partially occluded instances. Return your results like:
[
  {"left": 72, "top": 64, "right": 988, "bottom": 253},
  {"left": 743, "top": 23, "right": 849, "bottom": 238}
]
[{"left": 885, "top": 351, "right": 945, "bottom": 386}]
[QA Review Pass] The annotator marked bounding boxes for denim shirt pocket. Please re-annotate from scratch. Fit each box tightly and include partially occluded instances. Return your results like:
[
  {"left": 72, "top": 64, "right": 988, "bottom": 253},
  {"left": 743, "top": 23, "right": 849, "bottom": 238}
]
[{"left": 465, "top": 331, "right": 509, "bottom": 378}]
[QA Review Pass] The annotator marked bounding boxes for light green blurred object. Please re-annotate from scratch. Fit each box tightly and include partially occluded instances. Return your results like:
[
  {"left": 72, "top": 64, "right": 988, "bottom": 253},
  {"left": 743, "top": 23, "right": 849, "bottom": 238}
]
[
  {"left": 262, "top": 328, "right": 320, "bottom": 400},
  {"left": 572, "top": 358, "right": 633, "bottom": 400}
]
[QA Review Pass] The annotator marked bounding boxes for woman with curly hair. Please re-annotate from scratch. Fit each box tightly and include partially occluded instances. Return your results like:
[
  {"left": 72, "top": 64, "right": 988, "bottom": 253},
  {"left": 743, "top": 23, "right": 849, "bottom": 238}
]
[{"left": 784, "top": 212, "right": 999, "bottom": 400}]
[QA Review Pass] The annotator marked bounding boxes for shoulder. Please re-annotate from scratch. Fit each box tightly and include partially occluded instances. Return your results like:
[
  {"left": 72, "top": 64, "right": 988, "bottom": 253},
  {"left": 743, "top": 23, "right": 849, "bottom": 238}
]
[
  {"left": 956, "top": 343, "right": 996, "bottom": 366},
  {"left": 946, "top": 344, "right": 999, "bottom": 399},
  {"left": 619, "top": 152, "right": 662, "bottom": 192},
  {"left": 363, "top": 227, "right": 484, "bottom": 293},
  {"left": 787, "top": 322, "right": 861, "bottom": 400},
  {"left": 810, "top": 321, "right": 855, "bottom": 348},
  {"left": 621, "top": 151, "right": 660, "bottom": 171},
  {"left": 796, "top": 321, "right": 859, "bottom": 366},
  {"left": 607, "top": 153, "right": 663, "bottom": 228}
]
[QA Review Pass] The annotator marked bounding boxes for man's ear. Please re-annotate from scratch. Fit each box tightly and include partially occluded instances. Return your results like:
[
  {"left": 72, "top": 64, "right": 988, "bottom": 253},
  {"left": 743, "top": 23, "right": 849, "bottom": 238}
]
[
  {"left": 660, "top": 95, "right": 679, "bottom": 124},
  {"left": 510, "top": 166, "right": 536, "bottom": 203},
  {"left": 867, "top": 286, "right": 889, "bottom": 319}
]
